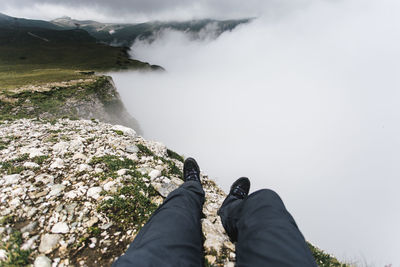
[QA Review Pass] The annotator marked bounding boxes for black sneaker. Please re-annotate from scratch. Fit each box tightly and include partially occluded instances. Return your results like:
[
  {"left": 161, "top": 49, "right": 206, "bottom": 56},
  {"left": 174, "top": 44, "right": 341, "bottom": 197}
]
[
  {"left": 229, "top": 177, "right": 250, "bottom": 199},
  {"left": 183, "top": 157, "right": 201, "bottom": 182}
]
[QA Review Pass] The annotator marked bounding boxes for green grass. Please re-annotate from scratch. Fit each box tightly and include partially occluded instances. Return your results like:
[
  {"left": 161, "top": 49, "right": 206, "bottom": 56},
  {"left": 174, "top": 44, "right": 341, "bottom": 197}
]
[
  {"left": 97, "top": 172, "right": 159, "bottom": 230},
  {"left": 90, "top": 155, "right": 136, "bottom": 173},
  {"left": 0, "top": 67, "right": 89, "bottom": 90},
  {"left": 113, "top": 130, "right": 124, "bottom": 136},
  {"left": 0, "top": 139, "right": 10, "bottom": 150},
  {"left": 0, "top": 27, "right": 158, "bottom": 90},
  {"left": 0, "top": 76, "right": 116, "bottom": 121},
  {"left": 0, "top": 154, "right": 29, "bottom": 174},
  {"left": 137, "top": 144, "right": 155, "bottom": 157},
  {"left": 0, "top": 231, "right": 31, "bottom": 266},
  {"left": 308, "top": 243, "right": 351, "bottom": 267},
  {"left": 167, "top": 149, "right": 184, "bottom": 162},
  {"left": 31, "top": 155, "right": 49, "bottom": 165}
]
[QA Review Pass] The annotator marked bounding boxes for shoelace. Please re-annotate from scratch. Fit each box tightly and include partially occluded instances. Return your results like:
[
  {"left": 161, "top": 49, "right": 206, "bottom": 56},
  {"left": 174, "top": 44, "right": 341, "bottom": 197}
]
[
  {"left": 232, "top": 187, "right": 247, "bottom": 198},
  {"left": 186, "top": 169, "right": 199, "bottom": 181}
]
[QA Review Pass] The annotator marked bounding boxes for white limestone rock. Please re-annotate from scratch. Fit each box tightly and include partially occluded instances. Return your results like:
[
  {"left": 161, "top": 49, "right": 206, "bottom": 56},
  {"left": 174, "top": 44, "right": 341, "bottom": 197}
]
[
  {"left": 34, "top": 255, "right": 52, "bottom": 267},
  {"left": 112, "top": 125, "right": 136, "bottom": 137},
  {"left": 0, "top": 249, "right": 7, "bottom": 261},
  {"left": 24, "top": 162, "right": 40, "bottom": 169},
  {"left": 39, "top": 234, "right": 61, "bottom": 254},
  {"left": 87, "top": 187, "right": 102, "bottom": 200},
  {"left": 48, "top": 184, "right": 66, "bottom": 198},
  {"left": 149, "top": 169, "right": 161, "bottom": 180},
  {"left": 3, "top": 174, "right": 21, "bottom": 185},
  {"left": 51, "top": 222, "right": 69, "bottom": 234},
  {"left": 50, "top": 158, "right": 65, "bottom": 169},
  {"left": 52, "top": 142, "right": 69, "bottom": 154}
]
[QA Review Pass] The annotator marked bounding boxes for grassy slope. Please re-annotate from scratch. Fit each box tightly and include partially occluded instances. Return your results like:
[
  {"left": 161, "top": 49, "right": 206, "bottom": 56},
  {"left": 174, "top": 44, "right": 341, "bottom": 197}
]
[{"left": 0, "top": 27, "right": 158, "bottom": 90}]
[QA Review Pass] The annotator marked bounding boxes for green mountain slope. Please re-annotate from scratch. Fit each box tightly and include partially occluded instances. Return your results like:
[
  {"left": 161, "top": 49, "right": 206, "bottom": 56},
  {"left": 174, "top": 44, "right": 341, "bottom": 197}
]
[
  {"left": 0, "top": 12, "right": 61, "bottom": 30},
  {"left": 0, "top": 26, "right": 160, "bottom": 89},
  {"left": 51, "top": 17, "right": 251, "bottom": 46}
]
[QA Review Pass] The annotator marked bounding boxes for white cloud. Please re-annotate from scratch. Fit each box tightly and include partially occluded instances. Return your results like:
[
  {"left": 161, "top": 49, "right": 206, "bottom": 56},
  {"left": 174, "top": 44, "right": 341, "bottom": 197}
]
[
  {"left": 111, "top": 0, "right": 400, "bottom": 265},
  {"left": 1, "top": 0, "right": 311, "bottom": 22}
]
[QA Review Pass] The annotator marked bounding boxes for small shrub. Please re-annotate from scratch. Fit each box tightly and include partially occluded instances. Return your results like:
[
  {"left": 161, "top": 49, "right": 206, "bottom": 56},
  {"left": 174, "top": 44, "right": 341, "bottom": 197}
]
[
  {"left": 113, "top": 130, "right": 124, "bottom": 135},
  {"left": 90, "top": 155, "right": 135, "bottom": 172},
  {"left": 0, "top": 231, "right": 31, "bottom": 266},
  {"left": 167, "top": 149, "right": 184, "bottom": 162},
  {"left": 137, "top": 144, "right": 154, "bottom": 157},
  {"left": 88, "top": 226, "right": 101, "bottom": 236},
  {"left": 0, "top": 215, "right": 14, "bottom": 226},
  {"left": 308, "top": 243, "right": 350, "bottom": 267},
  {"left": 32, "top": 155, "right": 49, "bottom": 165}
]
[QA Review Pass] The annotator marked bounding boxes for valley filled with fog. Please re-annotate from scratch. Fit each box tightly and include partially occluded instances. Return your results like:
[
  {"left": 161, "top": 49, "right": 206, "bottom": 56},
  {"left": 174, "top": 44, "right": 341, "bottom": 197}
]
[{"left": 111, "top": 0, "right": 400, "bottom": 265}]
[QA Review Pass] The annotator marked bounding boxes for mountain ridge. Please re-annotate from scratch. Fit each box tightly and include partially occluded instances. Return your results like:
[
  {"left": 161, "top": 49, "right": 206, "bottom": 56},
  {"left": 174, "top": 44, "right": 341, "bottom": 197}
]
[{"left": 0, "top": 12, "right": 251, "bottom": 47}]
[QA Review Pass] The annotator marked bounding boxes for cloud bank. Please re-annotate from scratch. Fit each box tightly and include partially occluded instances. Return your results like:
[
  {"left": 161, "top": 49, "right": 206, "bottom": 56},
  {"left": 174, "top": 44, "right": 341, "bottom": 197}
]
[
  {"left": 1, "top": 0, "right": 310, "bottom": 22},
  {"left": 111, "top": 0, "right": 400, "bottom": 265}
]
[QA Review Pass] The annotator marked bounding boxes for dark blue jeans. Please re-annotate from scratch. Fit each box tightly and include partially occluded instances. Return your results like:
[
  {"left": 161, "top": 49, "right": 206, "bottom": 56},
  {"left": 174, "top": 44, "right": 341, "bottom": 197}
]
[
  {"left": 114, "top": 182, "right": 317, "bottom": 267},
  {"left": 218, "top": 189, "right": 318, "bottom": 267},
  {"left": 113, "top": 181, "right": 205, "bottom": 267}
]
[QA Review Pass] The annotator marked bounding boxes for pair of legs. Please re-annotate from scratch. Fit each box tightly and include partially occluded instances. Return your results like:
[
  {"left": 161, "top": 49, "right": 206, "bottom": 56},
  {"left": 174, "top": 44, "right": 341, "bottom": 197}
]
[{"left": 113, "top": 159, "right": 317, "bottom": 267}]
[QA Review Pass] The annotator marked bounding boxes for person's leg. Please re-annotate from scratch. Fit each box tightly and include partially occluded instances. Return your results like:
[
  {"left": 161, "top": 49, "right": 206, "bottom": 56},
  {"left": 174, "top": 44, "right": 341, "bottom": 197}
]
[
  {"left": 219, "top": 182, "right": 317, "bottom": 267},
  {"left": 113, "top": 180, "right": 205, "bottom": 267}
]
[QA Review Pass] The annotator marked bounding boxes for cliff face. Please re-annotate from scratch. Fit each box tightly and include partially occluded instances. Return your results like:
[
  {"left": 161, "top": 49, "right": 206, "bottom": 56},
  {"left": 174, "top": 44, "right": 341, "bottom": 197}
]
[
  {"left": 0, "top": 79, "right": 348, "bottom": 267},
  {"left": 0, "top": 76, "right": 142, "bottom": 134},
  {"left": 0, "top": 119, "right": 234, "bottom": 266}
]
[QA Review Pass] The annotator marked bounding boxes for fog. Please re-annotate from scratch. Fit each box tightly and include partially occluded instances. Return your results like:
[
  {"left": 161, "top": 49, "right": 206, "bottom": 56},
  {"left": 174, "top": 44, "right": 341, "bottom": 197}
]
[{"left": 110, "top": 0, "right": 400, "bottom": 265}]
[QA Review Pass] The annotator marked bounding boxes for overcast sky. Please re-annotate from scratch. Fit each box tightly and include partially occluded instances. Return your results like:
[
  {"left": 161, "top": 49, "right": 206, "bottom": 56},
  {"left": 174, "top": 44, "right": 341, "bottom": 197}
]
[{"left": 0, "top": 0, "right": 312, "bottom": 22}]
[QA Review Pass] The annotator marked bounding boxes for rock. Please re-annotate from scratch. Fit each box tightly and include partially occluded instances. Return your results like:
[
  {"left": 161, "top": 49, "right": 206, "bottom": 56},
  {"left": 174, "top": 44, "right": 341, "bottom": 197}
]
[
  {"left": 23, "top": 162, "right": 40, "bottom": 169},
  {"left": 103, "top": 181, "right": 116, "bottom": 192},
  {"left": 78, "top": 164, "right": 92, "bottom": 172},
  {"left": 35, "top": 174, "right": 54, "bottom": 184},
  {"left": 202, "top": 219, "right": 226, "bottom": 254},
  {"left": 27, "top": 207, "right": 39, "bottom": 218},
  {"left": 87, "top": 187, "right": 102, "bottom": 200},
  {"left": 85, "top": 217, "right": 99, "bottom": 228},
  {"left": 72, "top": 153, "right": 87, "bottom": 161},
  {"left": 151, "top": 196, "right": 164, "bottom": 206},
  {"left": 11, "top": 187, "right": 24, "bottom": 197},
  {"left": 21, "top": 235, "right": 40, "bottom": 250},
  {"left": 100, "top": 222, "right": 113, "bottom": 230},
  {"left": 21, "top": 221, "right": 38, "bottom": 233},
  {"left": 205, "top": 255, "right": 216, "bottom": 265},
  {"left": 69, "top": 138, "right": 84, "bottom": 152},
  {"left": 9, "top": 198, "right": 20, "bottom": 207},
  {"left": 52, "top": 142, "right": 69, "bottom": 154},
  {"left": 127, "top": 154, "right": 138, "bottom": 161},
  {"left": 64, "top": 191, "right": 77, "bottom": 199},
  {"left": 34, "top": 255, "right": 52, "bottom": 267},
  {"left": 39, "top": 234, "right": 61, "bottom": 254},
  {"left": 171, "top": 177, "right": 184, "bottom": 186},
  {"left": 112, "top": 125, "right": 136, "bottom": 137},
  {"left": 89, "top": 237, "right": 97, "bottom": 248},
  {"left": 65, "top": 203, "right": 77, "bottom": 216},
  {"left": 125, "top": 145, "right": 139, "bottom": 153},
  {"left": 50, "top": 158, "right": 65, "bottom": 169},
  {"left": 94, "top": 167, "right": 104, "bottom": 173},
  {"left": 116, "top": 169, "right": 127, "bottom": 176},
  {"left": 51, "top": 222, "right": 69, "bottom": 234},
  {"left": 48, "top": 184, "right": 66, "bottom": 197},
  {"left": 4, "top": 174, "right": 21, "bottom": 185},
  {"left": 152, "top": 180, "right": 178, "bottom": 197},
  {"left": 149, "top": 169, "right": 161, "bottom": 179},
  {"left": 28, "top": 148, "right": 45, "bottom": 158},
  {"left": 224, "top": 241, "right": 235, "bottom": 251},
  {"left": 0, "top": 249, "right": 7, "bottom": 261}
]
